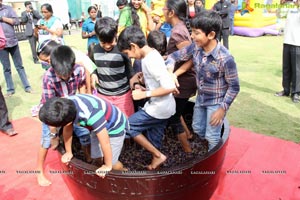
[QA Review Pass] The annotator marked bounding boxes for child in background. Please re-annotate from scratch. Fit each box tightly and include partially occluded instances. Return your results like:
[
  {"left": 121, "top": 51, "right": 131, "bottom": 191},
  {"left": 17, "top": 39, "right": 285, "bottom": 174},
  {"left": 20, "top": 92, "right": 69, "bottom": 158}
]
[
  {"left": 151, "top": 0, "right": 172, "bottom": 41},
  {"left": 163, "top": 0, "right": 197, "bottom": 153},
  {"left": 81, "top": 6, "right": 99, "bottom": 49},
  {"left": 39, "top": 94, "right": 129, "bottom": 178},
  {"left": 90, "top": 17, "right": 135, "bottom": 117},
  {"left": 166, "top": 10, "right": 240, "bottom": 151},
  {"left": 118, "top": 26, "right": 176, "bottom": 170}
]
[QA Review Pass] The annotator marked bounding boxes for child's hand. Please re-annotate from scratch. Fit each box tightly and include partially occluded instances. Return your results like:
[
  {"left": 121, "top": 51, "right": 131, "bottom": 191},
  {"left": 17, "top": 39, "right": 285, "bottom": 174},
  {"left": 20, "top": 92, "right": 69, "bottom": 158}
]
[
  {"left": 91, "top": 74, "right": 99, "bottom": 90},
  {"left": 210, "top": 107, "right": 225, "bottom": 126},
  {"left": 61, "top": 152, "right": 73, "bottom": 164},
  {"left": 132, "top": 89, "right": 146, "bottom": 100},
  {"left": 95, "top": 164, "right": 112, "bottom": 178}
]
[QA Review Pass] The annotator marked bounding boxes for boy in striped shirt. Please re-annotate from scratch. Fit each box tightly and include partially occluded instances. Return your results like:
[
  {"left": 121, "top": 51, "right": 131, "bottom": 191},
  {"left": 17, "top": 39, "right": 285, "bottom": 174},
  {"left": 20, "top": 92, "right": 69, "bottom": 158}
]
[{"left": 39, "top": 94, "right": 129, "bottom": 178}]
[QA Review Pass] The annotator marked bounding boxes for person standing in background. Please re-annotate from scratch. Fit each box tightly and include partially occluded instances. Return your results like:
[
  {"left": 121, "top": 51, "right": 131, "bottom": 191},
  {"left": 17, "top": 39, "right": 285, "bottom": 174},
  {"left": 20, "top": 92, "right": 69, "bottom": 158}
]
[
  {"left": 229, "top": 0, "right": 237, "bottom": 36},
  {"left": 21, "top": 1, "right": 42, "bottom": 64},
  {"left": 94, "top": 4, "right": 102, "bottom": 18},
  {"left": 213, "top": 0, "right": 230, "bottom": 49},
  {"left": 195, "top": 0, "right": 204, "bottom": 8},
  {"left": 0, "top": 0, "right": 32, "bottom": 97},
  {"left": 275, "top": 0, "right": 300, "bottom": 103},
  {"left": 82, "top": 6, "right": 99, "bottom": 49},
  {"left": 36, "top": 3, "right": 64, "bottom": 45},
  {"left": 0, "top": 24, "right": 17, "bottom": 136},
  {"left": 186, "top": 0, "right": 202, "bottom": 19}
]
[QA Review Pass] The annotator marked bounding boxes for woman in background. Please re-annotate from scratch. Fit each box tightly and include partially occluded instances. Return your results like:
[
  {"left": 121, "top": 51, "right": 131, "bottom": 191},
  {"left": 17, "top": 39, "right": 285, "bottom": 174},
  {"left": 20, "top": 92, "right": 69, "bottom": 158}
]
[{"left": 37, "top": 3, "right": 64, "bottom": 44}]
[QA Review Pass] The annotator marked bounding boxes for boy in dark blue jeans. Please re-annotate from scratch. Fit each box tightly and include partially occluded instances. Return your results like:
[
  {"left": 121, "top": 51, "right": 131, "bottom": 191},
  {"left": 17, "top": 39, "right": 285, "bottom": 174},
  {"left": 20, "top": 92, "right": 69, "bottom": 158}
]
[{"left": 166, "top": 10, "right": 240, "bottom": 151}]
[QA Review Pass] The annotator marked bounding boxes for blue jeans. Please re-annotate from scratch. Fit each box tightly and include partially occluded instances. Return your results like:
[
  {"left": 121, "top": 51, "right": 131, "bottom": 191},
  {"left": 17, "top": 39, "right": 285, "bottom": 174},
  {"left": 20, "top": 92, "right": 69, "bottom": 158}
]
[
  {"left": 192, "top": 97, "right": 223, "bottom": 151},
  {"left": 0, "top": 45, "right": 31, "bottom": 93},
  {"left": 127, "top": 109, "right": 168, "bottom": 149},
  {"left": 41, "top": 123, "right": 90, "bottom": 149}
]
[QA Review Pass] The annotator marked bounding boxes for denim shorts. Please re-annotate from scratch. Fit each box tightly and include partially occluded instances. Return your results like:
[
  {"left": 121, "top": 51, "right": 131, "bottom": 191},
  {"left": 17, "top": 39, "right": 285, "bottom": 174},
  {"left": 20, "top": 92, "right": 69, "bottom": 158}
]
[
  {"left": 40, "top": 123, "right": 90, "bottom": 149},
  {"left": 127, "top": 109, "right": 168, "bottom": 149}
]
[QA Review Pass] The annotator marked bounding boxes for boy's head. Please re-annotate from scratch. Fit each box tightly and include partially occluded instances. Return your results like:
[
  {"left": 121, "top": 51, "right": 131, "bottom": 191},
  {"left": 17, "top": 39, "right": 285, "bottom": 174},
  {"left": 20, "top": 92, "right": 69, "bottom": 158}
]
[
  {"left": 39, "top": 97, "right": 76, "bottom": 127},
  {"left": 191, "top": 10, "right": 222, "bottom": 47},
  {"left": 50, "top": 45, "right": 76, "bottom": 81},
  {"left": 116, "top": 0, "right": 128, "bottom": 9},
  {"left": 95, "top": 17, "right": 117, "bottom": 52},
  {"left": 117, "top": 26, "right": 147, "bottom": 59},
  {"left": 147, "top": 30, "right": 167, "bottom": 56}
]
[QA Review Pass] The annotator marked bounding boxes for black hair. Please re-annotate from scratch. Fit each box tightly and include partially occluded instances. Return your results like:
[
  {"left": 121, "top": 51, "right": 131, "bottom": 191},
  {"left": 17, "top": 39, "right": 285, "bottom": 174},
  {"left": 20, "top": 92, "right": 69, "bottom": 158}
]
[
  {"left": 88, "top": 42, "right": 96, "bottom": 63},
  {"left": 87, "top": 6, "right": 97, "bottom": 13},
  {"left": 41, "top": 3, "right": 53, "bottom": 14},
  {"left": 147, "top": 30, "right": 167, "bottom": 56},
  {"left": 95, "top": 17, "right": 117, "bottom": 43},
  {"left": 116, "top": 0, "right": 128, "bottom": 7},
  {"left": 191, "top": 10, "right": 222, "bottom": 38},
  {"left": 39, "top": 97, "right": 77, "bottom": 127},
  {"left": 117, "top": 26, "right": 146, "bottom": 52},
  {"left": 50, "top": 45, "right": 76, "bottom": 77},
  {"left": 165, "top": 0, "right": 192, "bottom": 34},
  {"left": 24, "top": 1, "right": 31, "bottom": 7},
  {"left": 37, "top": 39, "right": 61, "bottom": 57},
  {"left": 128, "top": 1, "right": 140, "bottom": 27}
]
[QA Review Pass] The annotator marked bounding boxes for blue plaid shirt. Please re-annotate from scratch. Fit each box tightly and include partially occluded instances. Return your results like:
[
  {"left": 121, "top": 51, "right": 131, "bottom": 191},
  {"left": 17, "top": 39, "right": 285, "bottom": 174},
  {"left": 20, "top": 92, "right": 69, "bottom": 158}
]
[
  {"left": 166, "top": 42, "right": 240, "bottom": 111},
  {"left": 40, "top": 64, "right": 86, "bottom": 104}
]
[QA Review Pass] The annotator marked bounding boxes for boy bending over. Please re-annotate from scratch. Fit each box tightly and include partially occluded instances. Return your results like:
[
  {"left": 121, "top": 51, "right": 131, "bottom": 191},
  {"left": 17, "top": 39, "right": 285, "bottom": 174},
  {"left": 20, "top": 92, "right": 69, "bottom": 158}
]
[{"left": 39, "top": 94, "right": 129, "bottom": 178}]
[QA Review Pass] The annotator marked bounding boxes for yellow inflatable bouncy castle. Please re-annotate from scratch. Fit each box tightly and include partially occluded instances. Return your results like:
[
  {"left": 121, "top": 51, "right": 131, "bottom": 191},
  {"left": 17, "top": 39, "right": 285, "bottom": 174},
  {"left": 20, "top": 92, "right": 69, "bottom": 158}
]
[
  {"left": 234, "top": 0, "right": 277, "bottom": 28},
  {"left": 206, "top": 0, "right": 280, "bottom": 36}
]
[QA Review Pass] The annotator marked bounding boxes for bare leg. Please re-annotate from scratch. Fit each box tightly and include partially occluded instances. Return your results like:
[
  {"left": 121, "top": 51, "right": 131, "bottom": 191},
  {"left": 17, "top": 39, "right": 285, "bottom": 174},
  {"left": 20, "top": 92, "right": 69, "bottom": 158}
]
[
  {"left": 180, "top": 116, "right": 193, "bottom": 139},
  {"left": 36, "top": 147, "right": 52, "bottom": 186},
  {"left": 177, "top": 132, "right": 192, "bottom": 153},
  {"left": 133, "top": 134, "right": 166, "bottom": 170}
]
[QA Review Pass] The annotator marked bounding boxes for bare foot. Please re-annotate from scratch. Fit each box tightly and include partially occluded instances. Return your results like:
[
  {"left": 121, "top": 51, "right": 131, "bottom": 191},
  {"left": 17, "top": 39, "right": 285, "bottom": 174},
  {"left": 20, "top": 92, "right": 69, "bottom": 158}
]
[
  {"left": 147, "top": 153, "right": 167, "bottom": 170},
  {"left": 37, "top": 173, "right": 52, "bottom": 186}
]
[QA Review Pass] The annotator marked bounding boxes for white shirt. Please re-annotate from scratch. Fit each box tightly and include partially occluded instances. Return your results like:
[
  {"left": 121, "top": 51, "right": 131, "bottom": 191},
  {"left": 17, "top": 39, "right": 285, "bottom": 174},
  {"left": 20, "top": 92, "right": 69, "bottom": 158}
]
[
  {"left": 284, "top": 8, "right": 300, "bottom": 46},
  {"left": 141, "top": 49, "right": 176, "bottom": 119}
]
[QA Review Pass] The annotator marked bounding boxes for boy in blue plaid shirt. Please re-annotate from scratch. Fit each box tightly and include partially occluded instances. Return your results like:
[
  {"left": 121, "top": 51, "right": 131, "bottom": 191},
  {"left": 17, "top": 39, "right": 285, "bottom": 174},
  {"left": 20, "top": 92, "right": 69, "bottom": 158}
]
[{"left": 166, "top": 10, "right": 240, "bottom": 151}]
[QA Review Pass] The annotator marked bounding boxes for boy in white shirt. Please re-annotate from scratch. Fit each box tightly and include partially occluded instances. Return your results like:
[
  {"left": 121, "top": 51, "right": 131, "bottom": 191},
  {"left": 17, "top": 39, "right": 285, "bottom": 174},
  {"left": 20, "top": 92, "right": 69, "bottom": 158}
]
[{"left": 117, "top": 26, "right": 176, "bottom": 170}]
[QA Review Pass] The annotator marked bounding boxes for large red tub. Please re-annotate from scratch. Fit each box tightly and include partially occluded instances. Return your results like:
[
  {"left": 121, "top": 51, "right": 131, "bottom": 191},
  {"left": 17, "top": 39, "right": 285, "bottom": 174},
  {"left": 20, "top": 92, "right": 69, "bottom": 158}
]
[{"left": 57, "top": 101, "right": 230, "bottom": 200}]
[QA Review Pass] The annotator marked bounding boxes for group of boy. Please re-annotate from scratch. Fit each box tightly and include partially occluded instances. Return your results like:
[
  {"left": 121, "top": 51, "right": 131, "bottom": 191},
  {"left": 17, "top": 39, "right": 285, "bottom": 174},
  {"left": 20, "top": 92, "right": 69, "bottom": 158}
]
[{"left": 37, "top": 9, "right": 240, "bottom": 187}]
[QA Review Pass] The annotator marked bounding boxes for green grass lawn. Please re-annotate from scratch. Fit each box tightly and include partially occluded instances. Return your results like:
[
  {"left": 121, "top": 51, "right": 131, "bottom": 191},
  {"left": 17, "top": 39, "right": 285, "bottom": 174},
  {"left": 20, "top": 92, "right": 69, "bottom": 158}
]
[{"left": 1, "top": 32, "right": 300, "bottom": 143}]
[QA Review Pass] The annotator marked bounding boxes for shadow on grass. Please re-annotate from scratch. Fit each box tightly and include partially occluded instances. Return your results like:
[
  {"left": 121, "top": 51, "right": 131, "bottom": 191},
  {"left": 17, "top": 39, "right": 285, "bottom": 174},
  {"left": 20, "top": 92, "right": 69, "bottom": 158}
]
[
  {"left": 239, "top": 80, "right": 276, "bottom": 94},
  {"left": 227, "top": 91, "right": 300, "bottom": 143}
]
